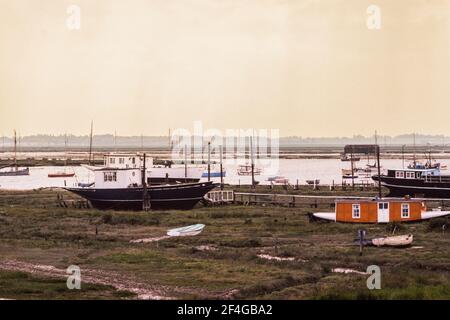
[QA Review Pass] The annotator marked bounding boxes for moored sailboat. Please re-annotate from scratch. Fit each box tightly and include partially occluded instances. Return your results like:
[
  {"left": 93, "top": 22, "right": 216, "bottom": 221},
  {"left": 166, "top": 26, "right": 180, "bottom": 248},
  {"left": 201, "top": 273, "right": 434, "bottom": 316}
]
[{"left": 0, "top": 131, "right": 29, "bottom": 177}]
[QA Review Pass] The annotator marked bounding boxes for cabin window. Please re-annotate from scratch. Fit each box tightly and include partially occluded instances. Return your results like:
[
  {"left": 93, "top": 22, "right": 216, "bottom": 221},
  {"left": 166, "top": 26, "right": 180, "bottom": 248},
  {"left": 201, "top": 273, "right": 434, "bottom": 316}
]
[
  {"left": 416, "top": 172, "right": 421, "bottom": 178},
  {"left": 378, "top": 202, "right": 388, "bottom": 210},
  {"left": 132, "top": 158, "right": 136, "bottom": 164},
  {"left": 406, "top": 172, "right": 415, "bottom": 179},
  {"left": 352, "top": 204, "right": 361, "bottom": 219},
  {"left": 109, "top": 158, "right": 115, "bottom": 164},
  {"left": 103, "top": 172, "right": 117, "bottom": 182},
  {"left": 401, "top": 203, "right": 410, "bottom": 218},
  {"left": 119, "top": 158, "right": 124, "bottom": 164},
  {"left": 395, "top": 171, "right": 404, "bottom": 178}
]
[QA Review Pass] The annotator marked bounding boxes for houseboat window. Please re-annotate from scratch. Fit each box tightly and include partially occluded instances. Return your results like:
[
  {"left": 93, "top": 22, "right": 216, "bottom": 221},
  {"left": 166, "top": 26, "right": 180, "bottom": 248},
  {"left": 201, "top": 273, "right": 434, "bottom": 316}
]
[
  {"left": 406, "top": 172, "right": 415, "bottom": 179},
  {"left": 352, "top": 204, "right": 360, "bottom": 219},
  {"left": 395, "top": 171, "right": 404, "bottom": 178},
  {"left": 103, "top": 172, "right": 117, "bottom": 182},
  {"left": 401, "top": 203, "right": 410, "bottom": 218},
  {"left": 378, "top": 202, "right": 388, "bottom": 210}
]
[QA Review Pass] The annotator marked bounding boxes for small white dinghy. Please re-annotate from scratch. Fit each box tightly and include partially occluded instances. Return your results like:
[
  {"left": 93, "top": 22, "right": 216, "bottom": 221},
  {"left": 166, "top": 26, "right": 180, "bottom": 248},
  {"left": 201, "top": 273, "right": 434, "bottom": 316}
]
[
  {"left": 167, "top": 224, "right": 205, "bottom": 237},
  {"left": 372, "top": 234, "right": 413, "bottom": 247}
]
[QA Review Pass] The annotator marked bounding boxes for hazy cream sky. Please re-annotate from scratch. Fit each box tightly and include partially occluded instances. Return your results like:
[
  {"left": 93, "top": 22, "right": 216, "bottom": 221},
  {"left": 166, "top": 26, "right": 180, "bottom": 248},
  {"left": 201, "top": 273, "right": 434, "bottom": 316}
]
[{"left": 1, "top": 0, "right": 450, "bottom": 136}]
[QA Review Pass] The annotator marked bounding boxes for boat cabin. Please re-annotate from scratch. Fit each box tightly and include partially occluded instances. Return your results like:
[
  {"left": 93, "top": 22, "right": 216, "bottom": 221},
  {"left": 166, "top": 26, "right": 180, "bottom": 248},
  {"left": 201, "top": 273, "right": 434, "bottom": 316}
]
[
  {"left": 334, "top": 199, "right": 425, "bottom": 223},
  {"left": 103, "top": 153, "right": 153, "bottom": 169},
  {"left": 386, "top": 168, "right": 440, "bottom": 179},
  {"left": 94, "top": 168, "right": 141, "bottom": 188}
]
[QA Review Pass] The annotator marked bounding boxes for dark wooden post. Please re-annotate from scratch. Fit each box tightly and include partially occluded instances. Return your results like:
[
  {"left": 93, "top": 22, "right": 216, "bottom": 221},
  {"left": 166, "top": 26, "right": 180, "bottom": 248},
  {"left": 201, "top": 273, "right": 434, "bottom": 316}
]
[
  {"left": 207, "top": 141, "right": 211, "bottom": 182},
  {"left": 219, "top": 145, "right": 224, "bottom": 189},
  {"left": 142, "top": 153, "right": 151, "bottom": 211},
  {"left": 377, "top": 145, "right": 382, "bottom": 199}
]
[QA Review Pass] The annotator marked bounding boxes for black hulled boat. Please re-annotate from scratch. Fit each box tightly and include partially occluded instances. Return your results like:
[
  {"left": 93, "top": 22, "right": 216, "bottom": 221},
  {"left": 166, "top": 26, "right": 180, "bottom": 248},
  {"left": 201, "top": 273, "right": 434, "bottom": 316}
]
[
  {"left": 372, "top": 167, "right": 450, "bottom": 198},
  {"left": 66, "top": 153, "right": 218, "bottom": 210},
  {"left": 66, "top": 181, "right": 218, "bottom": 210}
]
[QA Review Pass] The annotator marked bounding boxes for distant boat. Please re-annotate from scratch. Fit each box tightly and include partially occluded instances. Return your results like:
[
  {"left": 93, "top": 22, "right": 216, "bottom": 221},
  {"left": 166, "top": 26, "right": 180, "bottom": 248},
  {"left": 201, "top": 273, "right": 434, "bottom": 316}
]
[
  {"left": 202, "top": 170, "right": 226, "bottom": 178},
  {"left": 267, "top": 176, "right": 289, "bottom": 184},
  {"left": 0, "top": 130, "right": 29, "bottom": 176},
  {"left": 48, "top": 171, "right": 75, "bottom": 178},
  {"left": 0, "top": 167, "right": 29, "bottom": 176},
  {"left": 306, "top": 179, "right": 320, "bottom": 185},
  {"left": 237, "top": 164, "right": 262, "bottom": 176},
  {"left": 48, "top": 134, "right": 75, "bottom": 178},
  {"left": 340, "top": 154, "right": 360, "bottom": 162},
  {"left": 342, "top": 169, "right": 358, "bottom": 179}
]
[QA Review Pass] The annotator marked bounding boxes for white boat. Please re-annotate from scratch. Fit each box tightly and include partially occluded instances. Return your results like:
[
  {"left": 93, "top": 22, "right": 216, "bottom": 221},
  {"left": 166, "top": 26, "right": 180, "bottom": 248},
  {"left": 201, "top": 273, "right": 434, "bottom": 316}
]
[
  {"left": 267, "top": 176, "right": 289, "bottom": 184},
  {"left": 83, "top": 154, "right": 204, "bottom": 184},
  {"left": 372, "top": 234, "right": 413, "bottom": 247},
  {"left": 167, "top": 224, "right": 205, "bottom": 237},
  {"left": 237, "top": 164, "right": 262, "bottom": 176}
]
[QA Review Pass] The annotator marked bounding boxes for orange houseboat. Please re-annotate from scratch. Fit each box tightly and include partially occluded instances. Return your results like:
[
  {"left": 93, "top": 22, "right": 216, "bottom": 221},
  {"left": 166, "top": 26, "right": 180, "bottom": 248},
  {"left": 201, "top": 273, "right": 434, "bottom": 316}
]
[{"left": 313, "top": 198, "right": 450, "bottom": 223}]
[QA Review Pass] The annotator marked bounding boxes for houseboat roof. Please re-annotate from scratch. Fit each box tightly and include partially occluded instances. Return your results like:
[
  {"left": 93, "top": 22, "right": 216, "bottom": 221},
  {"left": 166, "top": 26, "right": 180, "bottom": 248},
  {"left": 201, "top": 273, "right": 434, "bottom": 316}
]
[
  {"left": 387, "top": 168, "right": 438, "bottom": 172},
  {"left": 104, "top": 153, "right": 144, "bottom": 157},
  {"left": 335, "top": 198, "right": 422, "bottom": 203}
]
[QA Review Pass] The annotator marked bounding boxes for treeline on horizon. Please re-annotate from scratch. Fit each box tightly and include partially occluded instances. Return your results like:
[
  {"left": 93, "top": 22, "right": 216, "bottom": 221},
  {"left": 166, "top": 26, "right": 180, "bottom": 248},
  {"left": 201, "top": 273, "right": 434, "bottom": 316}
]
[{"left": 0, "top": 133, "right": 448, "bottom": 147}]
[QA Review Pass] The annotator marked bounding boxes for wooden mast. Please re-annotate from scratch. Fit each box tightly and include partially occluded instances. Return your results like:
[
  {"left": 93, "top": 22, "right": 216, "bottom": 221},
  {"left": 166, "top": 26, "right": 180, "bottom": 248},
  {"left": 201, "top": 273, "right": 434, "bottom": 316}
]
[
  {"left": 88, "top": 121, "right": 93, "bottom": 165},
  {"left": 377, "top": 144, "right": 382, "bottom": 198},
  {"left": 184, "top": 144, "right": 188, "bottom": 182},
  {"left": 413, "top": 132, "right": 416, "bottom": 168},
  {"left": 251, "top": 135, "right": 255, "bottom": 188},
  {"left": 142, "top": 153, "right": 151, "bottom": 211},
  {"left": 64, "top": 134, "right": 68, "bottom": 167},
  {"left": 207, "top": 141, "right": 211, "bottom": 181},
  {"left": 13, "top": 130, "right": 17, "bottom": 171},
  {"left": 220, "top": 145, "right": 224, "bottom": 189}
]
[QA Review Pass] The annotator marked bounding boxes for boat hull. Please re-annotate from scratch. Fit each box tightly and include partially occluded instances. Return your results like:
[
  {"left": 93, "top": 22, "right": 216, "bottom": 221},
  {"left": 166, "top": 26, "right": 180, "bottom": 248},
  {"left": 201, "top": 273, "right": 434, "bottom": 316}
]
[
  {"left": 48, "top": 173, "right": 75, "bottom": 178},
  {"left": 65, "top": 181, "right": 218, "bottom": 210},
  {"left": 201, "top": 172, "right": 226, "bottom": 178},
  {"left": 373, "top": 175, "right": 450, "bottom": 198},
  {"left": 0, "top": 168, "right": 30, "bottom": 176}
]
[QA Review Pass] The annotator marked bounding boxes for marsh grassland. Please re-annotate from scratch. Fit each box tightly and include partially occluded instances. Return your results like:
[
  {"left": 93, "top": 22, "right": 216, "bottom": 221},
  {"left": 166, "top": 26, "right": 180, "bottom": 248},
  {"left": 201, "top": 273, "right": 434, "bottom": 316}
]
[{"left": 0, "top": 187, "right": 449, "bottom": 300}]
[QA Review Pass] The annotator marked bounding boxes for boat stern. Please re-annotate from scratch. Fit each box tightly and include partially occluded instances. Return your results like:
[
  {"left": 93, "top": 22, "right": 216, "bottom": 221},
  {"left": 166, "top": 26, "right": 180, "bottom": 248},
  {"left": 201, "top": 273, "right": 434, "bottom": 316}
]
[
  {"left": 421, "top": 210, "right": 450, "bottom": 220},
  {"left": 312, "top": 212, "right": 336, "bottom": 222}
]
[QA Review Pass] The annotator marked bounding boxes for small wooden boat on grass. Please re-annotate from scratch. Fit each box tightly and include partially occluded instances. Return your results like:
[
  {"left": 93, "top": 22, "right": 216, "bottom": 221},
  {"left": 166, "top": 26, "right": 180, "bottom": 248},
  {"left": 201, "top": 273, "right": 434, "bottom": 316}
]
[
  {"left": 167, "top": 224, "right": 205, "bottom": 237},
  {"left": 372, "top": 234, "right": 413, "bottom": 247}
]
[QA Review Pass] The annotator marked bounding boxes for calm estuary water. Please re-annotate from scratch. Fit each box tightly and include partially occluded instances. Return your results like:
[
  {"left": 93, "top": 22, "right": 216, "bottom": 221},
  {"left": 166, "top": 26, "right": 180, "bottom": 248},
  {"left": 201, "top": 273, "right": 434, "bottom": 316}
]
[{"left": 0, "top": 158, "right": 448, "bottom": 190}]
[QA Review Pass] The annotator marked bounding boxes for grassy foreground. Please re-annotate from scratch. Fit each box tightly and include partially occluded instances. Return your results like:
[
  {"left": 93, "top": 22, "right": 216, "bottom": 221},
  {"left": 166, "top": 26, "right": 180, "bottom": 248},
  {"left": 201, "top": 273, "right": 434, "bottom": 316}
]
[{"left": 0, "top": 188, "right": 449, "bottom": 300}]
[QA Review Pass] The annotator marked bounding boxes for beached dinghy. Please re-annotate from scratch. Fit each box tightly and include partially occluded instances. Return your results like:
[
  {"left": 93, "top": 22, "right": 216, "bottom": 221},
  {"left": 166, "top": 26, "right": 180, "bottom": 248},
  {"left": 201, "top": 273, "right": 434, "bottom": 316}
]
[
  {"left": 372, "top": 234, "right": 413, "bottom": 247},
  {"left": 167, "top": 224, "right": 205, "bottom": 237}
]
